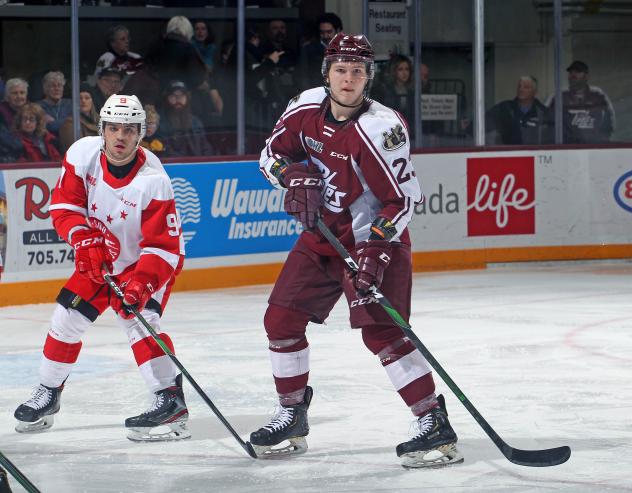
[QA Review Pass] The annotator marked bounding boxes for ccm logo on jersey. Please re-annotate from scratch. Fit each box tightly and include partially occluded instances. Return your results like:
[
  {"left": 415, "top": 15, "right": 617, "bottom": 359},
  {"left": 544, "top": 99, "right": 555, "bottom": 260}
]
[
  {"left": 288, "top": 177, "right": 322, "bottom": 187},
  {"left": 330, "top": 151, "right": 348, "bottom": 160}
]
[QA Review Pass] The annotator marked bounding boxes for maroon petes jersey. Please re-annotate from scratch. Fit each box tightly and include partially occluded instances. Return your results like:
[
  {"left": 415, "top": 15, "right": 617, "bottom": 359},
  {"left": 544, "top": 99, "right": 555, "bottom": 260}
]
[{"left": 260, "top": 87, "right": 423, "bottom": 255}]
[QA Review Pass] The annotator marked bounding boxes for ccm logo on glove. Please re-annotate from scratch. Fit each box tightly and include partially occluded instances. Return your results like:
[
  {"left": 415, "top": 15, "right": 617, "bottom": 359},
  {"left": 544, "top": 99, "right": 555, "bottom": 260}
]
[{"left": 288, "top": 177, "right": 322, "bottom": 187}]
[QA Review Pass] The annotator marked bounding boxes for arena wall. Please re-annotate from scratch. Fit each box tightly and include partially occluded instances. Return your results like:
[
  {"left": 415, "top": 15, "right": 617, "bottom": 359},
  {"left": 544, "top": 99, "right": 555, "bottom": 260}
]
[{"left": 1, "top": 147, "right": 631, "bottom": 306}]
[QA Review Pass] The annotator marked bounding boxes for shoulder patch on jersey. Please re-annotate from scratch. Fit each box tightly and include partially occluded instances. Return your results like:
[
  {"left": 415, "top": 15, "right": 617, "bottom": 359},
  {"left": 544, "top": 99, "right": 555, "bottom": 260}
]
[{"left": 382, "top": 124, "right": 407, "bottom": 151}]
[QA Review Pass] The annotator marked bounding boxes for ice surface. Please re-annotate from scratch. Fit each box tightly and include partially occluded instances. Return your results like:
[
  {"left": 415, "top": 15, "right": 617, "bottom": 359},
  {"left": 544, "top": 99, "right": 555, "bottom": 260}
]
[{"left": 1, "top": 262, "right": 631, "bottom": 492}]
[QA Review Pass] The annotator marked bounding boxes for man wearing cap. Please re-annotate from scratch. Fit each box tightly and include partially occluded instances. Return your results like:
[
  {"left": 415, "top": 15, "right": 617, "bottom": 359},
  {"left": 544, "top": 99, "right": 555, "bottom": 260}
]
[
  {"left": 158, "top": 80, "right": 213, "bottom": 157},
  {"left": 546, "top": 60, "right": 615, "bottom": 144},
  {"left": 91, "top": 68, "right": 123, "bottom": 113}
]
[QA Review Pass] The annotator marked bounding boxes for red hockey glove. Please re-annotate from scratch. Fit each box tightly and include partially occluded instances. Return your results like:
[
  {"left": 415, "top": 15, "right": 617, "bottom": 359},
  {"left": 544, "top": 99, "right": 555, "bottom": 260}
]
[
  {"left": 283, "top": 163, "right": 324, "bottom": 231},
  {"left": 110, "top": 273, "right": 157, "bottom": 319},
  {"left": 354, "top": 240, "right": 392, "bottom": 296},
  {"left": 72, "top": 229, "right": 112, "bottom": 284}
]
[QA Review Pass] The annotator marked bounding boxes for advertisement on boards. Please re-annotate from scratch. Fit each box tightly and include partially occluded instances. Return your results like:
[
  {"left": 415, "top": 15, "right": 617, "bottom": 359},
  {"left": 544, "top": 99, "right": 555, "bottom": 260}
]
[
  {"left": 466, "top": 156, "right": 536, "bottom": 237},
  {"left": 165, "top": 160, "right": 300, "bottom": 258}
]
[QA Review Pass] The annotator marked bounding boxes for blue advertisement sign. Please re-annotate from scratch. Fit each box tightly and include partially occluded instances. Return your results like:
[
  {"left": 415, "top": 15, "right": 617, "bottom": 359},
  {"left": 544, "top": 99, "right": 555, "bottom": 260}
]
[{"left": 165, "top": 161, "right": 301, "bottom": 258}]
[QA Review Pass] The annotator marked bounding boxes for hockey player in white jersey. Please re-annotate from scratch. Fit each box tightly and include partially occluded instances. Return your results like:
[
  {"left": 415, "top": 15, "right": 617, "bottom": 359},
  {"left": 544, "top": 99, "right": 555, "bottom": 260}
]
[{"left": 14, "top": 94, "right": 189, "bottom": 442}]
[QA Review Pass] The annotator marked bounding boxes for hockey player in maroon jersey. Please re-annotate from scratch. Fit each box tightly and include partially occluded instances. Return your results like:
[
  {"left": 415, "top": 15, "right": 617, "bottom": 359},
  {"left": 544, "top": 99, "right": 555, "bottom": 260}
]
[
  {"left": 250, "top": 33, "right": 462, "bottom": 467},
  {"left": 14, "top": 94, "right": 189, "bottom": 442}
]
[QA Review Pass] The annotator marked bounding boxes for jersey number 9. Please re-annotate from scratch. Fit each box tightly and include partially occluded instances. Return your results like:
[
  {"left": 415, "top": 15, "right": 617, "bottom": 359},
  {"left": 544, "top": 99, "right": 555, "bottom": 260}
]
[{"left": 166, "top": 213, "right": 180, "bottom": 237}]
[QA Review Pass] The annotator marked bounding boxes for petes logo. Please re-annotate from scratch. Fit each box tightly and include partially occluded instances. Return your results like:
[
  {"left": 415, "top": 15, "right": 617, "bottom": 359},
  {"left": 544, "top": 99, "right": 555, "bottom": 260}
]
[
  {"left": 613, "top": 170, "right": 632, "bottom": 213},
  {"left": 305, "top": 136, "right": 324, "bottom": 153},
  {"left": 171, "top": 177, "right": 201, "bottom": 245},
  {"left": 311, "top": 157, "right": 347, "bottom": 212},
  {"left": 467, "top": 156, "right": 535, "bottom": 236},
  {"left": 382, "top": 124, "right": 406, "bottom": 151}
]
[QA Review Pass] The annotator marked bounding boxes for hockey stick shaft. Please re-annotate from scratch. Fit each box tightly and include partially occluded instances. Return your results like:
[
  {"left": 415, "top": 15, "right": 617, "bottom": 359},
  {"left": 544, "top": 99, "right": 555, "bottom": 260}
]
[
  {"left": 0, "top": 451, "right": 41, "bottom": 493},
  {"left": 317, "top": 219, "right": 570, "bottom": 467},
  {"left": 102, "top": 271, "right": 257, "bottom": 458}
]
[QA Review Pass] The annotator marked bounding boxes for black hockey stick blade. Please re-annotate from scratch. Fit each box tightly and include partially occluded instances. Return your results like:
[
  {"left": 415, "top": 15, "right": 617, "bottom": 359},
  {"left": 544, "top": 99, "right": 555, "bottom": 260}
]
[
  {"left": 316, "top": 219, "right": 571, "bottom": 467},
  {"left": 0, "top": 451, "right": 41, "bottom": 493},
  {"left": 501, "top": 443, "right": 571, "bottom": 467},
  {"left": 102, "top": 269, "right": 257, "bottom": 459}
]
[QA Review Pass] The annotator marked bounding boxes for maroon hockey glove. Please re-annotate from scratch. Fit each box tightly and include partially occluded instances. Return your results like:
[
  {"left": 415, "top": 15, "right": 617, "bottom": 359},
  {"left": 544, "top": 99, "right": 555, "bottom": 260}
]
[
  {"left": 111, "top": 273, "right": 157, "bottom": 319},
  {"left": 283, "top": 163, "right": 324, "bottom": 230},
  {"left": 354, "top": 240, "right": 392, "bottom": 296},
  {"left": 72, "top": 229, "right": 112, "bottom": 285}
]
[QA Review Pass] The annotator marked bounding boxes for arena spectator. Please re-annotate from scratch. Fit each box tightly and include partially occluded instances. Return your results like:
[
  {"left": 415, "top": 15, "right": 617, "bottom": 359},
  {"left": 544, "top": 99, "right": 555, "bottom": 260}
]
[
  {"left": 145, "top": 16, "right": 222, "bottom": 127},
  {"left": 485, "top": 75, "right": 553, "bottom": 145},
  {"left": 259, "top": 19, "right": 298, "bottom": 124},
  {"left": 91, "top": 67, "right": 123, "bottom": 112},
  {"left": 93, "top": 25, "right": 143, "bottom": 83},
  {"left": 374, "top": 55, "right": 415, "bottom": 133},
  {"left": 140, "top": 104, "right": 165, "bottom": 155},
  {"left": 546, "top": 60, "right": 615, "bottom": 144},
  {"left": 298, "top": 12, "right": 343, "bottom": 90},
  {"left": 158, "top": 80, "right": 213, "bottom": 157},
  {"left": 58, "top": 83, "right": 99, "bottom": 153},
  {"left": 0, "top": 78, "right": 29, "bottom": 129},
  {"left": 192, "top": 20, "right": 217, "bottom": 73},
  {"left": 12, "top": 103, "right": 61, "bottom": 162},
  {"left": 37, "top": 71, "right": 72, "bottom": 136}
]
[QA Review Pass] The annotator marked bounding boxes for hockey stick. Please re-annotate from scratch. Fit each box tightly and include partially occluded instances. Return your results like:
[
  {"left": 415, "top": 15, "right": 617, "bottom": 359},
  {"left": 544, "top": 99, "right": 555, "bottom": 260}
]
[
  {"left": 0, "top": 451, "right": 40, "bottom": 493},
  {"left": 102, "top": 270, "right": 257, "bottom": 459},
  {"left": 316, "top": 219, "right": 571, "bottom": 467}
]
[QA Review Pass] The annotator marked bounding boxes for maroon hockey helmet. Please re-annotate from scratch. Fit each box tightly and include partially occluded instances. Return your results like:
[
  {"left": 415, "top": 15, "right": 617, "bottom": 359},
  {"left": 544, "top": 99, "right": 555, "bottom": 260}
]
[{"left": 321, "top": 33, "right": 376, "bottom": 91}]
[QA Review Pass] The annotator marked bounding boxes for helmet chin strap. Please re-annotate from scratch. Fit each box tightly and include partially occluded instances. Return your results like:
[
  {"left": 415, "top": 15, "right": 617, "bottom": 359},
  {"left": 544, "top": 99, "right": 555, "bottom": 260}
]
[
  {"left": 103, "top": 145, "right": 136, "bottom": 165},
  {"left": 325, "top": 87, "right": 365, "bottom": 109},
  {"left": 329, "top": 93, "right": 365, "bottom": 108}
]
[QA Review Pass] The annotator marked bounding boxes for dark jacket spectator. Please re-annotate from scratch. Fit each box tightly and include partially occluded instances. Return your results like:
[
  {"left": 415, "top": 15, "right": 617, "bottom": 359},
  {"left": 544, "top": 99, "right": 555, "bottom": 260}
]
[
  {"left": 58, "top": 84, "right": 100, "bottom": 153},
  {"left": 546, "top": 60, "right": 615, "bottom": 144},
  {"left": 93, "top": 25, "right": 143, "bottom": 83},
  {"left": 144, "top": 16, "right": 222, "bottom": 127},
  {"left": 0, "top": 124, "right": 24, "bottom": 163},
  {"left": 37, "top": 71, "right": 72, "bottom": 136},
  {"left": 298, "top": 13, "right": 342, "bottom": 91},
  {"left": 192, "top": 20, "right": 217, "bottom": 73},
  {"left": 486, "top": 76, "right": 553, "bottom": 145},
  {"left": 375, "top": 55, "right": 416, "bottom": 134},
  {"left": 90, "top": 67, "right": 123, "bottom": 112},
  {"left": 12, "top": 103, "right": 61, "bottom": 162},
  {"left": 145, "top": 16, "right": 207, "bottom": 93},
  {"left": 157, "top": 80, "right": 213, "bottom": 157}
]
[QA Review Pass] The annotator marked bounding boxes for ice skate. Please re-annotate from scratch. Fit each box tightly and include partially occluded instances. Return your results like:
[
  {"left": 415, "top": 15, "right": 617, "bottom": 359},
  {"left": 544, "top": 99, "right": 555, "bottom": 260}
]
[
  {"left": 250, "top": 386, "right": 313, "bottom": 458},
  {"left": 396, "top": 394, "right": 463, "bottom": 468},
  {"left": 14, "top": 384, "right": 63, "bottom": 433},
  {"left": 125, "top": 374, "right": 190, "bottom": 442}
]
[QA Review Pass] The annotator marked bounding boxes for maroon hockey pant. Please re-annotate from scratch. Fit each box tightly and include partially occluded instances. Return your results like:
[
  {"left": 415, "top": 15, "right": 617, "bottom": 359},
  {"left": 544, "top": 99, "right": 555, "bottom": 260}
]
[{"left": 264, "top": 236, "right": 436, "bottom": 415}]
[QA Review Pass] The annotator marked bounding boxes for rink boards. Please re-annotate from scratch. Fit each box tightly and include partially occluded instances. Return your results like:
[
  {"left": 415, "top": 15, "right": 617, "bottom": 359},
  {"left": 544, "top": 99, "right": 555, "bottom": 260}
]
[{"left": 1, "top": 147, "right": 632, "bottom": 305}]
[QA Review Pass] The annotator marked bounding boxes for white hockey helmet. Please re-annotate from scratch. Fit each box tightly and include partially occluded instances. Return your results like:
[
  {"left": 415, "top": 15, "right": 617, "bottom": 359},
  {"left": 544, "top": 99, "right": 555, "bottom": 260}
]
[{"left": 99, "top": 94, "right": 146, "bottom": 142}]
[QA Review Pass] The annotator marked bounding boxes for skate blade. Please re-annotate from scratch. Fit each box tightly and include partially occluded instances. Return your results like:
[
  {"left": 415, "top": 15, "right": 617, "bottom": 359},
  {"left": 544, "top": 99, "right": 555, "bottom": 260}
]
[
  {"left": 401, "top": 443, "right": 464, "bottom": 469},
  {"left": 252, "top": 436, "right": 308, "bottom": 459},
  {"left": 127, "top": 421, "right": 191, "bottom": 442},
  {"left": 15, "top": 415, "right": 54, "bottom": 433}
]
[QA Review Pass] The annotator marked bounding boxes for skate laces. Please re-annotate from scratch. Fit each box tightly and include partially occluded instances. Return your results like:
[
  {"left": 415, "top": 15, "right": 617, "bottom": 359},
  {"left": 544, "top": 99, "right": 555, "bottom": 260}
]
[
  {"left": 144, "top": 392, "right": 166, "bottom": 414},
  {"left": 25, "top": 385, "right": 53, "bottom": 410},
  {"left": 263, "top": 405, "right": 294, "bottom": 433},
  {"left": 410, "top": 412, "right": 436, "bottom": 439}
]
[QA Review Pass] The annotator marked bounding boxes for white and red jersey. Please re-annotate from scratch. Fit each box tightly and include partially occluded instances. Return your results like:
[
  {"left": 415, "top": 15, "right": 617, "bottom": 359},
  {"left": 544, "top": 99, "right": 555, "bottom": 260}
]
[
  {"left": 50, "top": 136, "right": 184, "bottom": 289},
  {"left": 260, "top": 87, "right": 422, "bottom": 255}
]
